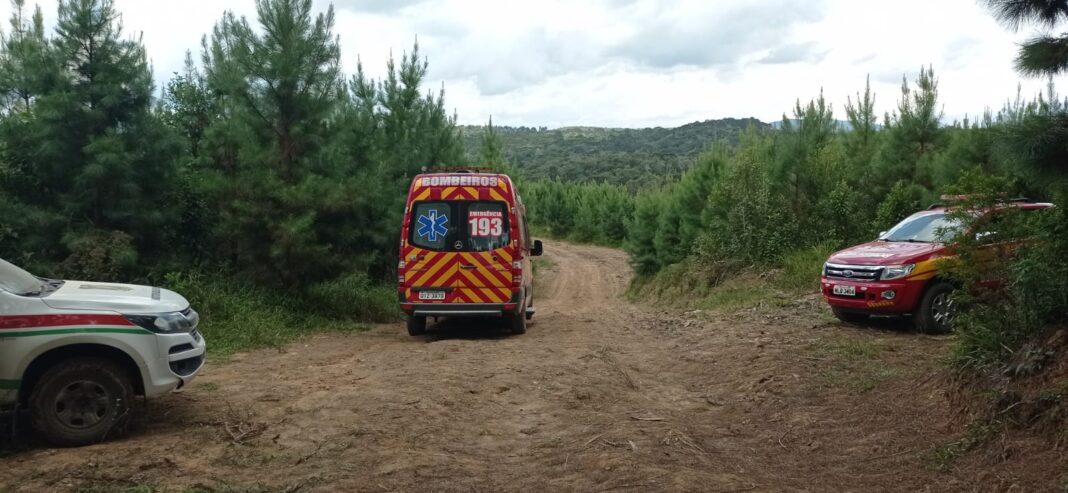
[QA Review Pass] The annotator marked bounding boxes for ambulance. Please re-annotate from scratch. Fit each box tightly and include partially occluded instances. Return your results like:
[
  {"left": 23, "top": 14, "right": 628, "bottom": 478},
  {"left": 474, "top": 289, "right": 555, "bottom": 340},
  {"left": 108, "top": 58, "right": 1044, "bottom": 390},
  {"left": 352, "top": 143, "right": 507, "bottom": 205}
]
[{"left": 398, "top": 170, "right": 543, "bottom": 336}]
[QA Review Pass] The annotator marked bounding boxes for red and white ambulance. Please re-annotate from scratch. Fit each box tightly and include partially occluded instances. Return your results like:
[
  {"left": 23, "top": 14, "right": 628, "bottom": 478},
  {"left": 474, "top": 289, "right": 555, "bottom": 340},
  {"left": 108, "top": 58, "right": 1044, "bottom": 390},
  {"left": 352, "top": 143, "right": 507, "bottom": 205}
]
[{"left": 397, "top": 170, "right": 543, "bottom": 336}]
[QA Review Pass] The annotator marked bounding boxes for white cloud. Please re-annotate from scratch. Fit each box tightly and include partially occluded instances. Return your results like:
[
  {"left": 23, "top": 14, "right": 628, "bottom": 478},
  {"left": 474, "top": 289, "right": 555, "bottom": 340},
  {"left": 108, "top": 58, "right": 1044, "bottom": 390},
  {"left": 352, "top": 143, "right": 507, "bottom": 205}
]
[{"left": 0, "top": 0, "right": 1064, "bottom": 127}]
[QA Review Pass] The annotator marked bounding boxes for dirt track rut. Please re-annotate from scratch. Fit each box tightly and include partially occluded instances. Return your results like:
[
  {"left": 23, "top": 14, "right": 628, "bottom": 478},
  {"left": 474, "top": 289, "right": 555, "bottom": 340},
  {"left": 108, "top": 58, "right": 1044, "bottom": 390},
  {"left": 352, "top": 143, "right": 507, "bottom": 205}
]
[{"left": 3, "top": 242, "right": 1055, "bottom": 491}]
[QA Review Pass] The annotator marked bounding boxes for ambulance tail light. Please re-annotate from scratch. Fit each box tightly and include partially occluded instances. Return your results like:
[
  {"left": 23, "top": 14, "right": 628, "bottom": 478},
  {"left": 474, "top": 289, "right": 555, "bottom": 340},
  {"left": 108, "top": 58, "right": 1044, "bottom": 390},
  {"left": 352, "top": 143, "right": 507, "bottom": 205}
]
[
  {"left": 512, "top": 261, "right": 522, "bottom": 287},
  {"left": 397, "top": 260, "right": 406, "bottom": 284}
]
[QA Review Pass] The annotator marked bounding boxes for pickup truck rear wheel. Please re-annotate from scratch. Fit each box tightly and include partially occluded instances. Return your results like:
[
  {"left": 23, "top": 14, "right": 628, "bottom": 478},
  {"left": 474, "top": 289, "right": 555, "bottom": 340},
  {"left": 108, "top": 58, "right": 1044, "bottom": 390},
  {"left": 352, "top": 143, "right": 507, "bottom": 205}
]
[
  {"left": 914, "top": 282, "right": 955, "bottom": 334},
  {"left": 832, "top": 308, "right": 870, "bottom": 325},
  {"left": 406, "top": 315, "right": 427, "bottom": 336},
  {"left": 29, "top": 357, "right": 135, "bottom": 446}
]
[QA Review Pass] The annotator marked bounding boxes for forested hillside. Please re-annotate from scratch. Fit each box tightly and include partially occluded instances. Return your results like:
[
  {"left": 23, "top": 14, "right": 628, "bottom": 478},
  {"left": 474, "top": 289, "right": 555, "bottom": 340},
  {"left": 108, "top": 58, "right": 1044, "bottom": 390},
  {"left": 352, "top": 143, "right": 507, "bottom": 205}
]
[
  {"left": 0, "top": 0, "right": 461, "bottom": 350},
  {"left": 460, "top": 118, "right": 764, "bottom": 186}
]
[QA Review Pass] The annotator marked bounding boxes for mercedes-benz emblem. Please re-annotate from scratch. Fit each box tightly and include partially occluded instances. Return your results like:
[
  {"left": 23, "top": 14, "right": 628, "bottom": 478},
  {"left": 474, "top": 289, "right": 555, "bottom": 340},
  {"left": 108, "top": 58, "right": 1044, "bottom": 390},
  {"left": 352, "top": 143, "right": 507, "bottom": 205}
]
[
  {"left": 454, "top": 240, "right": 463, "bottom": 250},
  {"left": 842, "top": 270, "right": 855, "bottom": 278}
]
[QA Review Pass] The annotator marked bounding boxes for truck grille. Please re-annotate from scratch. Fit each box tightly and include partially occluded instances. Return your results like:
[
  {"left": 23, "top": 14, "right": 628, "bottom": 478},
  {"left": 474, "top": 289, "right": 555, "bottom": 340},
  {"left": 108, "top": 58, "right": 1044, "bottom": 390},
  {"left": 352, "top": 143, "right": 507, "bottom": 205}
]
[{"left": 824, "top": 263, "right": 883, "bottom": 281}]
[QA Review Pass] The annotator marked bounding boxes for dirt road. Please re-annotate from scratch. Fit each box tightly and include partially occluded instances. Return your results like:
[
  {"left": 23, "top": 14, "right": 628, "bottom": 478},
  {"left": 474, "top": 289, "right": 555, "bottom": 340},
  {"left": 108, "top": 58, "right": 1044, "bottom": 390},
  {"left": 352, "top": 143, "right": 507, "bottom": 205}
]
[{"left": 0, "top": 242, "right": 1057, "bottom": 491}]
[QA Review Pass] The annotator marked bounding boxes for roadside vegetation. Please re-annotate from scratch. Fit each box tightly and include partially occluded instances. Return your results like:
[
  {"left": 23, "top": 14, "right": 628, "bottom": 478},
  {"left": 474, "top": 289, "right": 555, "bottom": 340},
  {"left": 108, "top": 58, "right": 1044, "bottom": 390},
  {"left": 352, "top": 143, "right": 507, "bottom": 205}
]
[
  {"left": 0, "top": 0, "right": 468, "bottom": 353},
  {"left": 528, "top": 0, "right": 1068, "bottom": 473}
]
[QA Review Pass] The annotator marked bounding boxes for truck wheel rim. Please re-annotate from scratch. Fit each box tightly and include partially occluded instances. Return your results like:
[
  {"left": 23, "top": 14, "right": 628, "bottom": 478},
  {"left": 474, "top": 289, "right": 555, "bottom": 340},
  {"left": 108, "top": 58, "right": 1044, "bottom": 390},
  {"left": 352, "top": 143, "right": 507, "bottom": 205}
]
[
  {"left": 932, "top": 292, "right": 954, "bottom": 328},
  {"left": 54, "top": 380, "right": 111, "bottom": 429}
]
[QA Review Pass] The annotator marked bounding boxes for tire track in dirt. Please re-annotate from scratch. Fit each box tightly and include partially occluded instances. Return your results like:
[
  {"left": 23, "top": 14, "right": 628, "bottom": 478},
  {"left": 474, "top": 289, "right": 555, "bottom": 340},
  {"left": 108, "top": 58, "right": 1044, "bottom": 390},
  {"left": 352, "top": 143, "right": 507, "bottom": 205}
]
[{"left": 4, "top": 242, "right": 1044, "bottom": 492}]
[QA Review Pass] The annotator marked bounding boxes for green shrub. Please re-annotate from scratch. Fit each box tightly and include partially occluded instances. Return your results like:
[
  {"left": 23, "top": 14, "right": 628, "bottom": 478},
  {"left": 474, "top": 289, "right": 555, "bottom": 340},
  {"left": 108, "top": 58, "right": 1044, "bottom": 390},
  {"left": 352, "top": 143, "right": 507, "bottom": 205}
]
[
  {"left": 163, "top": 271, "right": 374, "bottom": 357},
  {"left": 163, "top": 271, "right": 301, "bottom": 356},
  {"left": 781, "top": 243, "right": 838, "bottom": 293},
  {"left": 57, "top": 230, "right": 138, "bottom": 282},
  {"left": 944, "top": 174, "right": 1068, "bottom": 369},
  {"left": 305, "top": 272, "right": 399, "bottom": 323}
]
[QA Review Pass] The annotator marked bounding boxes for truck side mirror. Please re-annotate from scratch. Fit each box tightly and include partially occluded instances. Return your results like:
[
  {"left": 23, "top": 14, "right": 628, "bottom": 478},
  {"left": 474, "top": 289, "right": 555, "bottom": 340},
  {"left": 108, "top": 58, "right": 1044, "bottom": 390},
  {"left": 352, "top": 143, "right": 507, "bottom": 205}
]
[{"left": 531, "top": 239, "right": 543, "bottom": 257}]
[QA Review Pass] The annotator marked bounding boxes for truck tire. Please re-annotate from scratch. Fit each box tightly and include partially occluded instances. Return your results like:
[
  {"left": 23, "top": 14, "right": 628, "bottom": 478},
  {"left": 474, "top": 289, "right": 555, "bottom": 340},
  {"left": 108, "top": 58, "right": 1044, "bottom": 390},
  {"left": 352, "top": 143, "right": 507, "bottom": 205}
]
[
  {"left": 29, "top": 357, "right": 135, "bottom": 446},
  {"left": 914, "top": 282, "right": 955, "bottom": 334},
  {"left": 406, "top": 315, "right": 427, "bottom": 336},
  {"left": 832, "top": 308, "right": 870, "bottom": 325},
  {"left": 507, "top": 309, "right": 527, "bottom": 335}
]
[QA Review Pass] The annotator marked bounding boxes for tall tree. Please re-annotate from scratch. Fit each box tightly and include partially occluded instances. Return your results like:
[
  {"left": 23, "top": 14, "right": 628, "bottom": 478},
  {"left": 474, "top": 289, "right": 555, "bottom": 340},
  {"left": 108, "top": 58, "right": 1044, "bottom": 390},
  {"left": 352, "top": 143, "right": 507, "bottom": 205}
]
[
  {"left": 983, "top": 0, "right": 1068, "bottom": 76},
  {"left": 844, "top": 75, "right": 878, "bottom": 147},
  {"left": 876, "top": 66, "right": 944, "bottom": 188},
  {"left": 478, "top": 116, "right": 511, "bottom": 173},
  {"left": 0, "top": 0, "right": 180, "bottom": 277},
  {"left": 200, "top": 0, "right": 350, "bottom": 285},
  {"left": 0, "top": 0, "right": 51, "bottom": 113}
]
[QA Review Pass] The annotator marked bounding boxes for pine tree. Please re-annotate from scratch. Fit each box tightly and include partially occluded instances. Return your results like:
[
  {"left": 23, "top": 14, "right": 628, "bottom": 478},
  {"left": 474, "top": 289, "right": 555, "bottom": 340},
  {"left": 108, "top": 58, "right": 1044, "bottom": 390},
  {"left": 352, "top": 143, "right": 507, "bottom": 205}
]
[
  {"left": 0, "top": 0, "right": 180, "bottom": 277},
  {"left": 200, "top": 0, "right": 350, "bottom": 285},
  {"left": 626, "top": 191, "right": 665, "bottom": 276},
  {"left": 0, "top": 0, "right": 51, "bottom": 113},
  {"left": 875, "top": 66, "right": 944, "bottom": 189},
  {"left": 983, "top": 0, "right": 1068, "bottom": 76},
  {"left": 478, "top": 116, "right": 513, "bottom": 174}
]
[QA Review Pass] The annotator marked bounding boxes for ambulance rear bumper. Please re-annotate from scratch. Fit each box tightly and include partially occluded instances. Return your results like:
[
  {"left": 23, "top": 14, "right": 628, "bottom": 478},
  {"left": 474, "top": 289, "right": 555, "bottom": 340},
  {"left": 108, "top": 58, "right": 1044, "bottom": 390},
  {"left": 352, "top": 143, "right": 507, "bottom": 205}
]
[{"left": 408, "top": 303, "right": 519, "bottom": 317}]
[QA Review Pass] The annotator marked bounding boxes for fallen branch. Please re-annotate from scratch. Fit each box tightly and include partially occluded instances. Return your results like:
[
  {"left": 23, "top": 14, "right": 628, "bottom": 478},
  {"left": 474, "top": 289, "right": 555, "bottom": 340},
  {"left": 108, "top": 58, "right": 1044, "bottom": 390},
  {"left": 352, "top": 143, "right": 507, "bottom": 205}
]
[
  {"left": 295, "top": 440, "right": 326, "bottom": 465},
  {"left": 596, "top": 347, "right": 638, "bottom": 390},
  {"left": 583, "top": 432, "right": 606, "bottom": 448}
]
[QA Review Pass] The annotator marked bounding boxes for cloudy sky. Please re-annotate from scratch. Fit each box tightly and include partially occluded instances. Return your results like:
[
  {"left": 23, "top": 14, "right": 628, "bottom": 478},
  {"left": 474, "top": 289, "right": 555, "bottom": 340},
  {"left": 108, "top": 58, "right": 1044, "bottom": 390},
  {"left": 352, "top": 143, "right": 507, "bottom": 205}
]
[{"left": 3, "top": 0, "right": 1065, "bottom": 128}]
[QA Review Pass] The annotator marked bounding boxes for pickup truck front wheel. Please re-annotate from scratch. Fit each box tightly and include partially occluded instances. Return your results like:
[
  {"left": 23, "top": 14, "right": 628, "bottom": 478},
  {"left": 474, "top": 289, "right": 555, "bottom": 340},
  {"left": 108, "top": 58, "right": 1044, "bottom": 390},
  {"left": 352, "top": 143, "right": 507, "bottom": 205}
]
[
  {"left": 29, "top": 357, "right": 135, "bottom": 446},
  {"left": 914, "top": 282, "right": 955, "bottom": 334}
]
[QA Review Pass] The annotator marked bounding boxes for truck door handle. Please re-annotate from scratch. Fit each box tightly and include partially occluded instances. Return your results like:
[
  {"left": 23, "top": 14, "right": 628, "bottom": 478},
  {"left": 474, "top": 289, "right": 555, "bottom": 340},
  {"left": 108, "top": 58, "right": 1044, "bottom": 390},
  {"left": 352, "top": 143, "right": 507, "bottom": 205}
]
[{"left": 461, "top": 264, "right": 477, "bottom": 270}]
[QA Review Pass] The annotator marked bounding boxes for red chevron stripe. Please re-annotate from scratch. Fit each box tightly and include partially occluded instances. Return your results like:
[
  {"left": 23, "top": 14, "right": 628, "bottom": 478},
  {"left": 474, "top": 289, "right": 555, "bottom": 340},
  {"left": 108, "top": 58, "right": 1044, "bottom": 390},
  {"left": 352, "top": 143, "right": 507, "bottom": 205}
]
[
  {"left": 461, "top": 253, "right": 510, "bottom": 287},
  {"left": 458, "top": 264, "right": 496, "bottom": 289}
]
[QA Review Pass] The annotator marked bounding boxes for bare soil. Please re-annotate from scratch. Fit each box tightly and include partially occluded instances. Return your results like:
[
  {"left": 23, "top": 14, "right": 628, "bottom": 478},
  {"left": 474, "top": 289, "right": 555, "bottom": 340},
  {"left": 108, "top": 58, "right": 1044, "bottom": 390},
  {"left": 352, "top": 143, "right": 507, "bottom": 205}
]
[{"left": 1, "top": 242, "right": 1065, "bottom": 492}]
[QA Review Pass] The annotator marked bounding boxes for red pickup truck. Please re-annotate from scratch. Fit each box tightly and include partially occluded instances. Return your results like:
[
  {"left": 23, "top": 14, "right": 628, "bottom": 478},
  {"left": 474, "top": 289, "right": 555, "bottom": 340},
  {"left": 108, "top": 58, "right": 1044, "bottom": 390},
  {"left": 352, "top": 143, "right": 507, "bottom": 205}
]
[{"left": 820, "top": 198, "right": 1053, "bottom": 332}]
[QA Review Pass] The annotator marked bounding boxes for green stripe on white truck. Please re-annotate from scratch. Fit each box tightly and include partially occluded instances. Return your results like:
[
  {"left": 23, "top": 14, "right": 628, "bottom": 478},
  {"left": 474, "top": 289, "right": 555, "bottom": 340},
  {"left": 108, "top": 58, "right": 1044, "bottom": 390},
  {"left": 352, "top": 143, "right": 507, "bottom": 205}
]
[{"left": 0, "top": 327, "right": 153, "bottom": 338}]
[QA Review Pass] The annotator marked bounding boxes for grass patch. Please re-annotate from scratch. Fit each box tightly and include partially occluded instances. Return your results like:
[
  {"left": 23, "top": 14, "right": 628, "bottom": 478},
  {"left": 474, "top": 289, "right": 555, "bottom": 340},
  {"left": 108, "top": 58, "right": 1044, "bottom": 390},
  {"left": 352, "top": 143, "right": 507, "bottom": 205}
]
[
  {"left": 629, "top": 261, "right": 790, "bottom": 313},
  {"left": 194, "top": 382, "right": 219, "bottom": 392},
  {"left": 809, "top": 338, "right": 904, "bottom": 394},
  {"left": 921, "top": 419, "right": 999, "bottom": 472},
  {"left": 630, "top": 243, "right": 837, "bottom": 313},
  {"left": 781, "top": 242, "right": 837, "bottom": 293},
  {"left": 533, "top": 251, "right": 556, "bottom": 274},
  {"left": 164, "top": 271, "right": 378, "bottom": 358},
  {"left": 694, "top": 280, "right": 781, "bottom": 312}
]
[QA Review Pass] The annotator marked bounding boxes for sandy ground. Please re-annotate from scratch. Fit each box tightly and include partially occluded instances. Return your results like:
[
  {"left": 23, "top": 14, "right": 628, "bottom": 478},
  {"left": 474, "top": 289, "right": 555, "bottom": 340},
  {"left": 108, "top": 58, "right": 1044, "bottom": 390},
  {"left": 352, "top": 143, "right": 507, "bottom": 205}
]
[{"left": 0, "top": 242, "right": 1063, "bottom": 492}]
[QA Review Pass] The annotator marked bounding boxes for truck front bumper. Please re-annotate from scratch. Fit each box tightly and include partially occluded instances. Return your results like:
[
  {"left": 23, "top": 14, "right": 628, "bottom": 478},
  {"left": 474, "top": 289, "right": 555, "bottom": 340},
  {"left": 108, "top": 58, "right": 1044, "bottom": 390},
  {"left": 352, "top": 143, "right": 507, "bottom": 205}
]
[
  {"left": 820, "top": 277, "right": 925, "bottom": 314},
  {"left": 143, "top": 328, "right": 207, "bottom": 398}
]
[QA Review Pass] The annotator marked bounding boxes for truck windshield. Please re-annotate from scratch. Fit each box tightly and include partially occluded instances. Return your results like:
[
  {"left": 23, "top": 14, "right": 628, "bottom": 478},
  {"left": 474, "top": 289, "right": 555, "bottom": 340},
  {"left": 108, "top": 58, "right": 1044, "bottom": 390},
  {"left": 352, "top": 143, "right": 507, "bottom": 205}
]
[
  {"left": 0, "top": 258, "right": 46, "bottom": 295},
  {"left": 881, "top": 212, "right": 963, "bottom": 243},
  {"left": 409, "top": 201, "right": 510, "bottom": 252}
]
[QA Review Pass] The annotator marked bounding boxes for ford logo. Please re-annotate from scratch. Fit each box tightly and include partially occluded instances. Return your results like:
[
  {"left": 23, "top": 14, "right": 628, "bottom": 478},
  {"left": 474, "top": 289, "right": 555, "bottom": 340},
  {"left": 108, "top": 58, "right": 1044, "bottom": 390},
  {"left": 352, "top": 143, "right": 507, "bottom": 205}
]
[{"left": 842, "top": 270, "right": 855, "bottom": 278}]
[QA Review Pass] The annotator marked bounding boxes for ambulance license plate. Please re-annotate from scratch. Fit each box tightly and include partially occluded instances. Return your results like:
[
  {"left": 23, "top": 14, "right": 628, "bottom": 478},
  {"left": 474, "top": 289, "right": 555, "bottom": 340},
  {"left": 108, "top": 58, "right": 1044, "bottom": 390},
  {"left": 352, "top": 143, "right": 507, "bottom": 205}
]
[
  {"left": 833, "top": 285, "right": 856, "bottom": 296},
  {"left": 418, "top": 290, "right": 446, "bottom": 301}
]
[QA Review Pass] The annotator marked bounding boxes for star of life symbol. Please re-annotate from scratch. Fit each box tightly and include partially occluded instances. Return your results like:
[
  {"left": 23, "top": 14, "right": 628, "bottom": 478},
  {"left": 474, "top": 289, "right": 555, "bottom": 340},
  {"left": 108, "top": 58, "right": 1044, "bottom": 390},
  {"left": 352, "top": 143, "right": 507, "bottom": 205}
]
[{"left": 417, "top": 210, "right": 449, "bottom": 242}]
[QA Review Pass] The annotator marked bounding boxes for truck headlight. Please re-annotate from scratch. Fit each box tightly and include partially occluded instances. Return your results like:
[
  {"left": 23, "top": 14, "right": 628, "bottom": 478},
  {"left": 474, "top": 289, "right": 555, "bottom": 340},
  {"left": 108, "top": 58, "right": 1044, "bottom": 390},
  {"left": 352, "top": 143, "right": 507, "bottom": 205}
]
[
  {"left": 125, "top": 310, "right": 197, "bottom": 333},
  {"left": 880, "top": 264, "right": 915, "bottom": 280}
]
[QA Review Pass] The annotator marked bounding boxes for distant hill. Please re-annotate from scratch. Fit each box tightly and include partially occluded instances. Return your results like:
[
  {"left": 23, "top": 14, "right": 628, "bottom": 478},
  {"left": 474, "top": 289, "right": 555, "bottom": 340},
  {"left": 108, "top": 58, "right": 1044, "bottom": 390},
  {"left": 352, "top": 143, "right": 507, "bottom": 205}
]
[{"left": 460, "top": 118, "right": 767, "bottom": 186}]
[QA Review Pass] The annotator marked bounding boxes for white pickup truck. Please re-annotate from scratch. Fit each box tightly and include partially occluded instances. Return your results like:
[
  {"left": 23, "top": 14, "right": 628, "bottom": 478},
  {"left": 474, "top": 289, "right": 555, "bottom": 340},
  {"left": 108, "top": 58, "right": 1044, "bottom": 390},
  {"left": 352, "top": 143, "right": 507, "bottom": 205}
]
[{"left": 0, "top": 258, "right": 206, "bottom": 446}]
